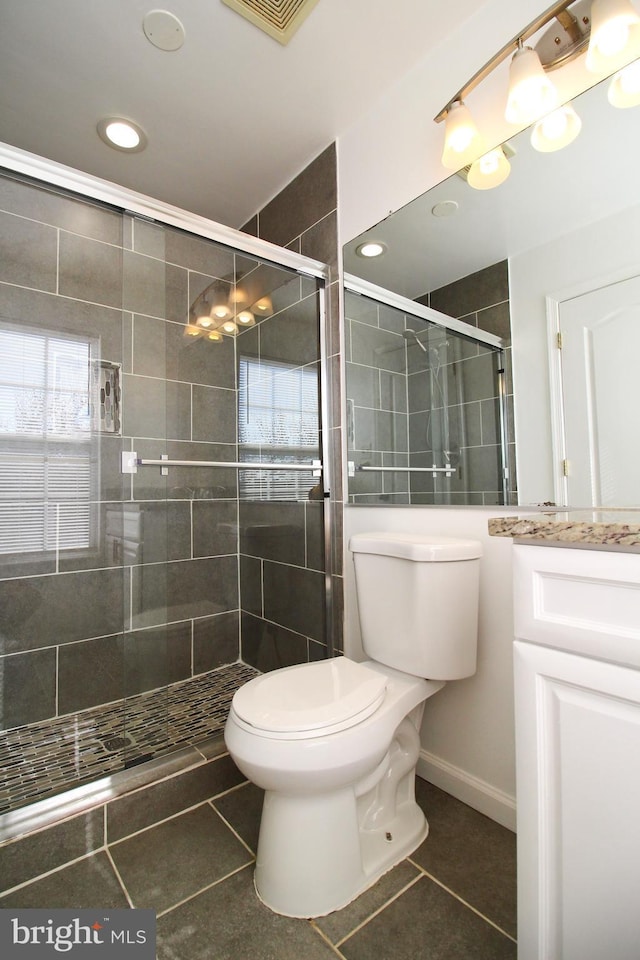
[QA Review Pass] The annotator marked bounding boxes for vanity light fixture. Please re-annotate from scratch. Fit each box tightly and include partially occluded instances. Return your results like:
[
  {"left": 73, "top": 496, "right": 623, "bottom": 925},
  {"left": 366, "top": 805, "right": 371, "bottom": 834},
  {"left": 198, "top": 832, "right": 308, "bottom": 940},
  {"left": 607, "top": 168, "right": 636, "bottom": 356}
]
[
  {"left": 435, "top": 0, "right": 640, "bottom": 186},
  {"left": 97, "top": 117, "right": 147, "bottom": 152},
  {"left": 355, "top": 240, "right": 388, "bottom": 258}
]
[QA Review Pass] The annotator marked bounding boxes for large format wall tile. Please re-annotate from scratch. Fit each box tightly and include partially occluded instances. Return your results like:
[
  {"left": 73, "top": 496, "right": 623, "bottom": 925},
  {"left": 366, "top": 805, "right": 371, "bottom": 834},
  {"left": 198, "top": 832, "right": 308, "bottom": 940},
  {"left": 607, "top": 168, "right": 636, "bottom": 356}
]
[
  {"left": 0, "top": 648, "right": 56, "bottom": 728},
  {"left": 0, "top": 568, "right": 126, "bottom": 655},
  {"left": 0, "top": 211, "right": 57, "bottom": 290}
]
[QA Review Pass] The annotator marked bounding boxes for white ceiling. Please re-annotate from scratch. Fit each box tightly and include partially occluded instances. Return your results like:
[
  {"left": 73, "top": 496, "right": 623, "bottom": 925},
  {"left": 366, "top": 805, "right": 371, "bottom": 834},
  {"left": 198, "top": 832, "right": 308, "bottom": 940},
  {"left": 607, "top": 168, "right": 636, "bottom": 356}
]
[{"left": 0, "top": 0, "right": 486, "bottom": 228}]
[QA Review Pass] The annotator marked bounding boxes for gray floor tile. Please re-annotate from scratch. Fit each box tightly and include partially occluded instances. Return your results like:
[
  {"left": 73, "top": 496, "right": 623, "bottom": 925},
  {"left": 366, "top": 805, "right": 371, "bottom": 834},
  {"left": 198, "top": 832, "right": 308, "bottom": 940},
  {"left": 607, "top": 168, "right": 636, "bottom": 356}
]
[
  {"left": 109, "top": 803, "right": 252, "bottom": 912},
  {"left": 339, "top": 875, "right": 516, "bottom": 960},
  {"left": 212, "top": 781, "right": 264, "bottom": 854},
  {"left": 412, "top": 780, "right": 517, "bottom": 938},
  {"left": 157, "top": 865, "right": 338, "bottom": 960},
  {"left": 315, "top": 860, "right": 421, "bottom": 945},
  {"left": 0, "top": 852, "right": 129, "bottom": 908}
]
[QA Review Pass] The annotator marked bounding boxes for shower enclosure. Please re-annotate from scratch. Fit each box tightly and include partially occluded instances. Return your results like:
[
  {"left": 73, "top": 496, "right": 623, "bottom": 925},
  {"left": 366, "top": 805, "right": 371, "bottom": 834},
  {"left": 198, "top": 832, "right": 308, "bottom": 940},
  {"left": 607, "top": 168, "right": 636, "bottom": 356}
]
[
  {"left": 344, "top": 277, "right": 511, "bottom": 506},
  {"left": 0, "top": 157, "right": 332, "bottom": 817}
]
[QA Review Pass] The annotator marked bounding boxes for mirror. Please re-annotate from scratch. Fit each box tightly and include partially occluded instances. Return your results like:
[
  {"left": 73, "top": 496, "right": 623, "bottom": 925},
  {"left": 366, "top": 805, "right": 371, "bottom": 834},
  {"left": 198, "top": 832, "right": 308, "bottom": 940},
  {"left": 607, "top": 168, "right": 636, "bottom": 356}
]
[{"left": 344, "top": 64, "right": 640, "bottom": 507}]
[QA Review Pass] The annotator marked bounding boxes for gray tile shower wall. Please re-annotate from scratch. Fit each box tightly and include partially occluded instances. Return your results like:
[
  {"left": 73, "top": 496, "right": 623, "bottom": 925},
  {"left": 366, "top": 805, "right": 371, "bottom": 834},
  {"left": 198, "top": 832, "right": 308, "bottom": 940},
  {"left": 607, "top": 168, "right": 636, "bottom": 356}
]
[
  {"left": 346, "top": 260, "right": 515, "bottom": 506},
  {"left": 241, "top": 142, "right": 344, "bottom": 659},
  {"left": 422, "top": 259, "right": 517, "bottom": 502},
  {"left": 0, "top": 173, "right": 248, "bottom": 739}
]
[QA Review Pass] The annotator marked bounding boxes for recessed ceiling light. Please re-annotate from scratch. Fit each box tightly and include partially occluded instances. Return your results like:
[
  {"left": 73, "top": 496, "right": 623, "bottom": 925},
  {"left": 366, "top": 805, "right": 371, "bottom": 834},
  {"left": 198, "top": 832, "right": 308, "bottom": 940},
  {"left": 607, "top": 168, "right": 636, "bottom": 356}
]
[
  {"left": 97, "top": 118, "right": 147, "bottom": 152},
  {"left": 355, "top": 241, "right": 387, "bottom": 258}
]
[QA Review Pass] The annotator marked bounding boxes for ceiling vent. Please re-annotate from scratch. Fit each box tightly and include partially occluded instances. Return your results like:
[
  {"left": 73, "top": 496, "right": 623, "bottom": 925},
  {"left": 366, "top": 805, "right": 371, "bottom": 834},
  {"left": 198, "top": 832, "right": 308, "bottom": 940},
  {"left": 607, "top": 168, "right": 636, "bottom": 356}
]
[{"left": 221, "top": 0, "right": 320, "bottom": 45}]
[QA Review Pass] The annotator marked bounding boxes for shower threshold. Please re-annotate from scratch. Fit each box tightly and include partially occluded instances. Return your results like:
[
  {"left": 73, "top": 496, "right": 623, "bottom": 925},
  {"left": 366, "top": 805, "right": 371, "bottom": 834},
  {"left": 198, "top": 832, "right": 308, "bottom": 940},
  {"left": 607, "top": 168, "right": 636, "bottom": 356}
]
[{"left": 0, "top": 662, "right": 257, "bottom": 816}]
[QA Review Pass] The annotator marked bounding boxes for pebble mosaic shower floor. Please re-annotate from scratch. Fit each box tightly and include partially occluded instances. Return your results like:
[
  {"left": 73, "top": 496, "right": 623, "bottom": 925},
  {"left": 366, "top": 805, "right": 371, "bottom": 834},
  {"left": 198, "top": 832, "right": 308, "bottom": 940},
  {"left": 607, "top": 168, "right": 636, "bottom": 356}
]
[{"left": 0, "top": 662, "right": 258, "bottom": 815}]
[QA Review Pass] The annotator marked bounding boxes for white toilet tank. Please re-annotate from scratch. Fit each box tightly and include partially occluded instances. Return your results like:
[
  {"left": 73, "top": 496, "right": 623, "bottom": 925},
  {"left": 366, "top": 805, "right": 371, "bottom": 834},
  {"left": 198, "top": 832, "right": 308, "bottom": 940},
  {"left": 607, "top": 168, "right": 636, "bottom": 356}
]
[{"left": 349, "top": 532, "right": 482, "bottom": 680}]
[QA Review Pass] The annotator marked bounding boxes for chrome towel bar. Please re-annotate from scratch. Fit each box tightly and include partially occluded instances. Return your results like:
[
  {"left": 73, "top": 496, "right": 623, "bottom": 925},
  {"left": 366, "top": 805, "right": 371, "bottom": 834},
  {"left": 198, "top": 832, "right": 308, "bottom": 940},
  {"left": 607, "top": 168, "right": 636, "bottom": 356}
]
[{"left": 121, "top": 452, "right": 322, "bottom": 476}]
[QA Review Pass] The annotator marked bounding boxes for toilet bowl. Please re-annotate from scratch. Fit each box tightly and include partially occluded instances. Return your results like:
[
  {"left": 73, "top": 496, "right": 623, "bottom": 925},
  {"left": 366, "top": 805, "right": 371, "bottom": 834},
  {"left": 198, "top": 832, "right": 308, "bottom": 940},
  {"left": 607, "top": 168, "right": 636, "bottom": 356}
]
[
  {"left": 224, "top": 532, "right": 481, "bottom": 918},
  {"left": 225, "top": 657, "right": 444, "bottom": 917}
]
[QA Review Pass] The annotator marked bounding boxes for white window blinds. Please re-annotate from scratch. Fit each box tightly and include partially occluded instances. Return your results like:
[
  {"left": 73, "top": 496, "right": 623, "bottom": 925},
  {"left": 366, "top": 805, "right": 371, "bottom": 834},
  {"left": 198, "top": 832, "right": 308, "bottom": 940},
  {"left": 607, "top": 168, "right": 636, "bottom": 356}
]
[
  {"left": 238, "top": 355, "right": 319, "bottom": 500},
  {"left": 0, "top": 324, "right": 95, "bottom": 556}
]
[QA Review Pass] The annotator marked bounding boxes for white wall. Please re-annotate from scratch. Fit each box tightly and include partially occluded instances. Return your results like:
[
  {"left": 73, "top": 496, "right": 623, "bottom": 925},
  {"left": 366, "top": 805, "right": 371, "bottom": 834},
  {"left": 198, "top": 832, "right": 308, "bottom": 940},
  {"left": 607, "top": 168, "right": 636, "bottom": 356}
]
[
  {"left": 345, "top": 505, "right": 541, "bottom": 831},
  {"left": 337, "top": 0, "right": 556, "bottom": 830}
]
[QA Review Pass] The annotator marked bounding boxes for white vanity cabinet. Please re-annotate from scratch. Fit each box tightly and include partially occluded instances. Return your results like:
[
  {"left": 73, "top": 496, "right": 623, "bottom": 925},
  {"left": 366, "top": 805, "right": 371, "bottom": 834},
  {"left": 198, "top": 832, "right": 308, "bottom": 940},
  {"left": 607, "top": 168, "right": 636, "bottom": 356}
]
[{"left": 513, "top": 543, "right": 640, "bottom": 960}]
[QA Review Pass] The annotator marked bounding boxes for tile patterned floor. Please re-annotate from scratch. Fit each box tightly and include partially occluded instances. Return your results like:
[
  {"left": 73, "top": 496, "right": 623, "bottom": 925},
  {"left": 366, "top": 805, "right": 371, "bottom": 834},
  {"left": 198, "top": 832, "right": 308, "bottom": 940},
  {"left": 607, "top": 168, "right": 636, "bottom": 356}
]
[
  {"left": 0, "top": 776, "right": 517, "bottom": 959},
  {"left": 0, "top": 663, "right": 258, "bottom": 814}
]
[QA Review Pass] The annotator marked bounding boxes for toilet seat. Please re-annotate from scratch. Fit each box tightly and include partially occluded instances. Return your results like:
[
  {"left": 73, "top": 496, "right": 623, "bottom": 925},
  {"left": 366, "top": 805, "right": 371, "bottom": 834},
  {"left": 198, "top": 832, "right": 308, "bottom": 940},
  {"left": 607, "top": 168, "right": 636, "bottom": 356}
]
[{"left": 231, "top": 657, "right": 387, "bottom": 740}]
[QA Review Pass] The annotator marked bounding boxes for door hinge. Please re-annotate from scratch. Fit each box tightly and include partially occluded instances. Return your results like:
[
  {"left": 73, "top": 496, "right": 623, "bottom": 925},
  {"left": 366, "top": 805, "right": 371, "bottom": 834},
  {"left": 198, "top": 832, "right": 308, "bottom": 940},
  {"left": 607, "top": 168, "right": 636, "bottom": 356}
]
[
  {"left": 557, "top": 332, "right": 563, "bottom": 349},
  {"left": 562, "top": 458, "right": 570, "bottom": 477}
]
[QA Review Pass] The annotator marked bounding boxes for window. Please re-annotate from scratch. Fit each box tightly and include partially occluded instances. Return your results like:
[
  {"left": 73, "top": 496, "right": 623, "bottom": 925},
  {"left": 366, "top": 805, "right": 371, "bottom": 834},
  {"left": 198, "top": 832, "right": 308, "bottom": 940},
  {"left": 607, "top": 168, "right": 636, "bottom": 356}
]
[
  {"left": 0, "top": 323, "right": 98, "bottom": 558},
  {"left": 238, "top": 355, "right": 319, "bottom": 500}
]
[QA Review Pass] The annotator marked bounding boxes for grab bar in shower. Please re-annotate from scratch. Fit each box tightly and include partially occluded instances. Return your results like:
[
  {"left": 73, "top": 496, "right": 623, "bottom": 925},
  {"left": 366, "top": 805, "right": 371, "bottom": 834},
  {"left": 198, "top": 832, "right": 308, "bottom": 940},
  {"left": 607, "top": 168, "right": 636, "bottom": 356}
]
[
  {"left": 121, "top": 452, "right": 322, "bottom": 476},
  {"left": 348, "top": 462, "right": 455, "bottom": 478}
]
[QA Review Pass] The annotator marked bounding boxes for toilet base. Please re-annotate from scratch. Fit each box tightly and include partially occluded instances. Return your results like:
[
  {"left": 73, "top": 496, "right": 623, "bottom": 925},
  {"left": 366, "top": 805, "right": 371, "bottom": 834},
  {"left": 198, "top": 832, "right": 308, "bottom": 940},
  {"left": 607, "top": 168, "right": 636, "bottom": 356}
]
[{"left": 253, "top": 782, "right": 428, "bottom": 919}]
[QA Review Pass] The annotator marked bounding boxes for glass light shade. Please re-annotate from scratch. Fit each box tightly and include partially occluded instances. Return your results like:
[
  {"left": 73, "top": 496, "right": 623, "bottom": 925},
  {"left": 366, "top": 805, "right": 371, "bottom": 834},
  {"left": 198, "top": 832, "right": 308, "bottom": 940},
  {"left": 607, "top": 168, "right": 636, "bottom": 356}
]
[
  {"left": 229, "top": 286, "right": 247, "bottom": 306},
  {"left": 441, "top": 101, "right": 485, "bottom": 170},
  {"left": 608, "top": 57, "right": 640, "bottom": 105},
  {"left": 236, "top": 310, "right": 255, "bottom": 326},
  {"left": 531, "top": 103, "right": 582, "bottom": 151},
  {"left": 220, "top": 320, "right": 238, "bottom": 336},
  {"left": 206, "top": 330, "right": 223, "bottom": 342},
  {"left": 467, "top": 148, "right": 511, "bottom": 190},
  {"left": 586, "top": 0, "right": 640, "bottom": 72},
  {"left": 252, "top": 296, "right": 273, "bottom": 315},
  {"left": 505, "top": 46, "right": 558, "bottom": 125},
  {"left": 184, "top": 324, "right": 202, "bottom": 338},
  {"left": 211, "top": 303, "right": 233, "bottom": 322}
]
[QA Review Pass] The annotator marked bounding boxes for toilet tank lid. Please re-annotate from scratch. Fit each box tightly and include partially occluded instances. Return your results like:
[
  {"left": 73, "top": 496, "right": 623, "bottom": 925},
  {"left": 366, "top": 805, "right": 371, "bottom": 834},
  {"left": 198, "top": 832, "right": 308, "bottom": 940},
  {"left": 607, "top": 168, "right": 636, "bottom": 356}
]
[{"left": 349, "top": 532, "right": 482, "bottom": 561}]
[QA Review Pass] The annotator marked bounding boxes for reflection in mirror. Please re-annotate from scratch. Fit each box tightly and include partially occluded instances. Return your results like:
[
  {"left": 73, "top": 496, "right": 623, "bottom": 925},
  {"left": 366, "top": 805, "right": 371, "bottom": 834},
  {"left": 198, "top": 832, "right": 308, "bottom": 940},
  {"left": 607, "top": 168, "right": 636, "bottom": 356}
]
[
  {"left": 344, "top": 284, "right": 511, "bottom": 506},
  {"left": 344, "top": 63, "right": 640, "bottom": 507}
]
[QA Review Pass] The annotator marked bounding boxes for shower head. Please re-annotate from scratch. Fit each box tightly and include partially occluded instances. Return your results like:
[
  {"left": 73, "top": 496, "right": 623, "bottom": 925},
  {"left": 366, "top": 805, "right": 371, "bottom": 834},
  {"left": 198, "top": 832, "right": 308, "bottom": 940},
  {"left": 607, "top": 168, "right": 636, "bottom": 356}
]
[{"left": 402, "top": 329, "right": 428, "bottom": 353}]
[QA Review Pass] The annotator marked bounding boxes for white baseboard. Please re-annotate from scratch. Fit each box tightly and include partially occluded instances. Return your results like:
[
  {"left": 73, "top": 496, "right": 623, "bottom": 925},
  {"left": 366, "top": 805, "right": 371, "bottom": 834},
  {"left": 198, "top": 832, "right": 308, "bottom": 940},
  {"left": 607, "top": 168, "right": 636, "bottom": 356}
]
[{"left": 417, "top": 749, "right": 516, "bottom": 833}]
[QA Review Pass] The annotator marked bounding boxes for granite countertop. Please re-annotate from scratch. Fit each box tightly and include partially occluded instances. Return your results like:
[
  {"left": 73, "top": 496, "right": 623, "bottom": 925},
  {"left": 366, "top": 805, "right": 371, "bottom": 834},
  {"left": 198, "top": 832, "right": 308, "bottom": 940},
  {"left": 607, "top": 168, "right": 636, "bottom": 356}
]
[{"left": 488, "top": 510, "right": 640, "bottom": 550}]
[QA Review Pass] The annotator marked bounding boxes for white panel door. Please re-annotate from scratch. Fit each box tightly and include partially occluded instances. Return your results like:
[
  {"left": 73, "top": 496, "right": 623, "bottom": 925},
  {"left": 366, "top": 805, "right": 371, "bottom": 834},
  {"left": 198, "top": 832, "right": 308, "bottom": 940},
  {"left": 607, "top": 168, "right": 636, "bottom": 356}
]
[{"left": 559, "top": 274, "right": 640, "bottom": 506}]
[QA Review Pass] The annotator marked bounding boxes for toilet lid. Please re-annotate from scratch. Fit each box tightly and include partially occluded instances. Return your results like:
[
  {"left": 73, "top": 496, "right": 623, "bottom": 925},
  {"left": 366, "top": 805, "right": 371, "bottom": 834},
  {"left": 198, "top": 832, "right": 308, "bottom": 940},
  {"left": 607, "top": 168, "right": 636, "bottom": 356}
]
[{"left": 232, "top": 658, "right": 387, "bottom": 735}]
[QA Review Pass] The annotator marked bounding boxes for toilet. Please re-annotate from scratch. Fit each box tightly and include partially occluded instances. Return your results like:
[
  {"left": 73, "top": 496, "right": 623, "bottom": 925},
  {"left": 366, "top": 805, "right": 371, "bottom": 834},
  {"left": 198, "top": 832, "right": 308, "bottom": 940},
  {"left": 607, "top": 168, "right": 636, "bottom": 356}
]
[{"left": 224, "top": 531, "right": 482, "bottom": 918}]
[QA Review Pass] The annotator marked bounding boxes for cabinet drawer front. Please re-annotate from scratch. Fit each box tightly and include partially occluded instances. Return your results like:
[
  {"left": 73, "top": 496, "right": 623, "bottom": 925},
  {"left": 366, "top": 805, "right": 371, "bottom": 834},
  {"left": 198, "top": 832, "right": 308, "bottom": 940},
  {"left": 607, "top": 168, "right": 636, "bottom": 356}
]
[{"left": 513, "top": 545, "right": 640, "bottom": 667}]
